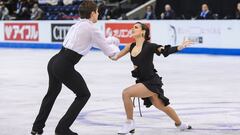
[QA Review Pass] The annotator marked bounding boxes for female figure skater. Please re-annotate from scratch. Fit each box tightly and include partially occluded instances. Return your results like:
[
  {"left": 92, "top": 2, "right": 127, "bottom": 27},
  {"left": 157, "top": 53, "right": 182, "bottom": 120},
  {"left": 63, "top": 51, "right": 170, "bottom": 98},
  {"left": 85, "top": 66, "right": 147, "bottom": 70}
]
[
  {"left": 111, "top": 22, "right": 193, "bottom": 134},
  {"left": 31, "top": 1, "right": 119, "bottom": 135}
]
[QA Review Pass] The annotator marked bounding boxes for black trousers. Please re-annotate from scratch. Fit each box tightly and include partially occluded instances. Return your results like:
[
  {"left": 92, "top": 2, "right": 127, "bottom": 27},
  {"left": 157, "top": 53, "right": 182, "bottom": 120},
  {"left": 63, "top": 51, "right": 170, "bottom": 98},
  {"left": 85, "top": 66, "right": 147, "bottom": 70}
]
[{"left": 32, "top": 47, "right": 91, "bottom": 132}]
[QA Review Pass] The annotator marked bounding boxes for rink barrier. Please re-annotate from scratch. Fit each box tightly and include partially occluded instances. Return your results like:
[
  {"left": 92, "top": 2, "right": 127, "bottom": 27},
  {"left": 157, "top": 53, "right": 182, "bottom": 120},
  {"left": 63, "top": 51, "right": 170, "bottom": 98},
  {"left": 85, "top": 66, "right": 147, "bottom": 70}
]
[
  {"left": 0, "top": 42, "right": 240, "bottom": 56},
  {"left": 180, "top": 47, "right": 240, "bottom": 56},
  {"left": 0, "top": 42, "right": 61, "bottom": 49}
]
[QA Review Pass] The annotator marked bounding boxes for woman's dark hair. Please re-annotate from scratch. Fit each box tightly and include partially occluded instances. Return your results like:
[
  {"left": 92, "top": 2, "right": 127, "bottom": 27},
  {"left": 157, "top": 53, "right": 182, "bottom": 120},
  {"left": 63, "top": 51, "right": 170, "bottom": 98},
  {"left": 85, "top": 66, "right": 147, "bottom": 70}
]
[
  {"left": 146, "top": 5, "right": 153, "bottom": 11},
  {"left": 135, "top": 22, "right": 150, "bottom": 41},
  {"left": 79, "top": 0, "right": 98, "bottom": 19}
]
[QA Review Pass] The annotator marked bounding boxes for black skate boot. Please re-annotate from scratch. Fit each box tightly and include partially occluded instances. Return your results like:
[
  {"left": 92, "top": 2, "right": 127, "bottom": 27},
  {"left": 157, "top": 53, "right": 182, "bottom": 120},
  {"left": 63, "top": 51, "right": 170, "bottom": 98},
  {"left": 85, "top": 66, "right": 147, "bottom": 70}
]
[{"left": 55, "top": 128, "right": 78, "bottom": 135}]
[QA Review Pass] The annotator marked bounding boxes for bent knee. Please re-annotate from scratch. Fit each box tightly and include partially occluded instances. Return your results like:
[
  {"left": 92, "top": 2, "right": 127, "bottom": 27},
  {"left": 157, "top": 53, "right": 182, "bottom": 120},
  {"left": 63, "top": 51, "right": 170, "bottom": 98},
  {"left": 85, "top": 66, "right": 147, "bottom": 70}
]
[
  {"left": 151, "top": 97, "right": 167, "bottom": 110},
  {"left": 122, "top": 88, "right": 131, "bottom": 98},
  {"left": 76, "top": 91, "right": 91, "bottom": 99},
  {"left": 85, "top": 92, "right": 91, "bottom": 99}
]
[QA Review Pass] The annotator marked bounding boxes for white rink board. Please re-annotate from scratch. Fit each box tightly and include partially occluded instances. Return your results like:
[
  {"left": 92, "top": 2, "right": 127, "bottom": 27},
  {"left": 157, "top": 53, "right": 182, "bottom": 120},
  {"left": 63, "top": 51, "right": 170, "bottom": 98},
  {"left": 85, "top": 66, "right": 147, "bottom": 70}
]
[
  {"left": 0, "top": 48, "right": 240, "bottom": 135},
  {"left": 0, "top": 20, "right": 240, "bottom": 49}
]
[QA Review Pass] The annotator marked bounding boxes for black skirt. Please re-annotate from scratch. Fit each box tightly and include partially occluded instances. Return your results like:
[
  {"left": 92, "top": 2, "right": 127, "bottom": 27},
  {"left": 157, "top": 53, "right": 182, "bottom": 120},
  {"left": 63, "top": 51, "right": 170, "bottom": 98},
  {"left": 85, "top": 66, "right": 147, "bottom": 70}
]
[{"left": 136, "top": 74, "right": 170, "bottom": 108}]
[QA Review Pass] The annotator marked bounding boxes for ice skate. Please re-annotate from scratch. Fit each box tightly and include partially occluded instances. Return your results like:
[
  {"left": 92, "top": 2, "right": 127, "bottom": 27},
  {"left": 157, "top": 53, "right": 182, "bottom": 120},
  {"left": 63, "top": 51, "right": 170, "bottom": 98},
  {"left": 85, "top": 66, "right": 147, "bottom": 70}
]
[
  {"left": 176, "top": 123, "right": 192, "bottom": 131},
  {"left": 118, "top": 119, "right": 135, "bottom": 135}
]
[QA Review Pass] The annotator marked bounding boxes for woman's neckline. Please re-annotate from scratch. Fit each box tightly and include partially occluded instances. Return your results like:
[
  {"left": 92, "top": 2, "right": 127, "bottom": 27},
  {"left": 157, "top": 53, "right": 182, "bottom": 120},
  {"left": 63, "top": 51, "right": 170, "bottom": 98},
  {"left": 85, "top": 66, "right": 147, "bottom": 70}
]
[{"left": 130, "top": 42, "right": 145, "bottom": 58}]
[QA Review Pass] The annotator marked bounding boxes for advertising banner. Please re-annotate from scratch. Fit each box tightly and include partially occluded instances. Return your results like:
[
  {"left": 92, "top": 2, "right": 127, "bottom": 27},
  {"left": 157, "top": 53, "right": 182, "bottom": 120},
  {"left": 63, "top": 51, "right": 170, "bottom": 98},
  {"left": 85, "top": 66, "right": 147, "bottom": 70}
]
[
  {"left": 105, "top": 22, "right": 150, "bottom": 43},
  {"left": 4, "top": 23, "right": 39, "bottom": 41},
  {"left": 51, "top": 23, "right": 74, "bottom": 42},
  {"left": 0, "top": 20, "right": 240, "bottom": 55}
]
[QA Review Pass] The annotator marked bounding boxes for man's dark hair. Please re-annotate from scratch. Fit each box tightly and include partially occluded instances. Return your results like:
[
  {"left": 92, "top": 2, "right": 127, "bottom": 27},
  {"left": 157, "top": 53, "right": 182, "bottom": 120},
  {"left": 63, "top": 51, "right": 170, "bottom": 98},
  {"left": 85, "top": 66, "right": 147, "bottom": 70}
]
[{"left": 79, "top": 0, "right": 97, "bottom": 19}]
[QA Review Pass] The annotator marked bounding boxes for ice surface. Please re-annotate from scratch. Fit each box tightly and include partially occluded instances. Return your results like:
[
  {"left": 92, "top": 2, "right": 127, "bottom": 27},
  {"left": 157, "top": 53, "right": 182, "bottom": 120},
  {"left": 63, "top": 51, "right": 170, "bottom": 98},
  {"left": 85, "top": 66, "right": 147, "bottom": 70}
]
[{"left": 0, "top": 48, "right": 239, "bottom": 135}]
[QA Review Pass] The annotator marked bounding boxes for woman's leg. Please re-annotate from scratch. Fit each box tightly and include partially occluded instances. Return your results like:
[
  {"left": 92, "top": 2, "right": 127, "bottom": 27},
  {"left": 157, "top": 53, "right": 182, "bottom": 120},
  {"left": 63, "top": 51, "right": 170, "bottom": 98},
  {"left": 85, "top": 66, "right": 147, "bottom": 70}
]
[
  {"left": 119, "top": 83, "right": 156, "bottom": 134},
  {"left": 150, "top": 94, "right": 181, "bottom": 124},
  {"left": 150, "top": 95, "right": 192, "bottom": 130},
  {"left": 122, "top": 83, "right": 155, "bottom": 120}
]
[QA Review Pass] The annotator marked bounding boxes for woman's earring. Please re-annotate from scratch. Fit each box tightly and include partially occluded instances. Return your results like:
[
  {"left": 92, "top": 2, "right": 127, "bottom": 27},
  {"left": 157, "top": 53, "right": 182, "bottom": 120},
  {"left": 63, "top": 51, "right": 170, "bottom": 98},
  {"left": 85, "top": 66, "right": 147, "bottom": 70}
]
[{"left": 142, "top": 32, "right": 145, "bottom": 37}]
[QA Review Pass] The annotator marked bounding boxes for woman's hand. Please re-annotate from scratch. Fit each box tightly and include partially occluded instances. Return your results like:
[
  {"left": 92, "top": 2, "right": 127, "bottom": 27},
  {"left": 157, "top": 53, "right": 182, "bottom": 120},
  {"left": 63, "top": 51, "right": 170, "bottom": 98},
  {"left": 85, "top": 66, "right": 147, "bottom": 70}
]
[
  {"left": 109, "top": 53, "right": 118, "bottom": 61},
  {"left": 109, "top": 43, "right": 132, "bottom": 61},
  {"left": 177, "top": 40, "right": 194, "bottom": 51}
]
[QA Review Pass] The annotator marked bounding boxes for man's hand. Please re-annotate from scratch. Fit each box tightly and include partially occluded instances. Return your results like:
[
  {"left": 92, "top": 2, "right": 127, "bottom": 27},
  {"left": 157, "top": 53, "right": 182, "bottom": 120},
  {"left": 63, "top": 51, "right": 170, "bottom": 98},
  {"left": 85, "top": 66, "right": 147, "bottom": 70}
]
[{"left": 106, "top": 36, "right": 120, "bottom": 47}]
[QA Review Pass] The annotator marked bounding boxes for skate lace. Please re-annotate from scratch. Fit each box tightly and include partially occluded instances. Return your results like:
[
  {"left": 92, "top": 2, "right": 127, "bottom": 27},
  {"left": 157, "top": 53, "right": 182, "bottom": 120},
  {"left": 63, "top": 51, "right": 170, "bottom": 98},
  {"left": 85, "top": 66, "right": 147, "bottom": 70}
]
[{"left": 133, "top": 97, "right": 142, "bottom": 117}]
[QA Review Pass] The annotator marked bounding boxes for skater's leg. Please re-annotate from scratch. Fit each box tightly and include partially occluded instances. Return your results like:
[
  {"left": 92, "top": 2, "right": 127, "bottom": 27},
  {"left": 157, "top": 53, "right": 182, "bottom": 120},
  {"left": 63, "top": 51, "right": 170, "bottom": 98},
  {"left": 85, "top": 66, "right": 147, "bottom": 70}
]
[
  {"left": 55, "top": 69, "right": 90, "bottom": 134},
  {"left": 150, "top": 94, "right": 181, "bottom": 124},
  {"left": 122, "top": 83, "right": 155, "bottom": 120},
  {"left": 32, "top": 56, "right": 62, "bottom": 134},
  {"left": 150, "top": 95, "right": 192, "bottom": 130},
  {"left": 118, "top": 83, "right": 155, "bottom": 134}
]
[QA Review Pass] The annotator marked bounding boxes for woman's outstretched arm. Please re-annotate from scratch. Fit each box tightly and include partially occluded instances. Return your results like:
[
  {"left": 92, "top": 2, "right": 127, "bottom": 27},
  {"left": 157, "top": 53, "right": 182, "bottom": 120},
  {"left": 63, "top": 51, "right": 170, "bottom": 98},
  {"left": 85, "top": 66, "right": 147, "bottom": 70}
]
[
  {"left": 156, "top": 40, "right": 193, "bottom": 57},
  {"left": 110, "top": 43, "right": 131, "bottom": 61}
]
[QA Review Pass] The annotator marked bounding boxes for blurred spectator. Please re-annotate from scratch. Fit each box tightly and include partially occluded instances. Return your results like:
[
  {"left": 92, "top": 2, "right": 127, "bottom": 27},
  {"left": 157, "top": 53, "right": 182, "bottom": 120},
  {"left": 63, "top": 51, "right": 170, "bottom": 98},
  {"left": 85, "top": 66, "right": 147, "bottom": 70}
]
[
  {"left": 2, "top": 0, "right": 240, "bottom": 20},
  {"left": 120, "top": 13, "right": 128, "bottom": 20},
  {"left": 196, "top": 3, "right": 213, "bottom": 19},
  {"left": 98, "top": 0, "right": 112, "bottom": 20},
  {"left": 143, "top": 5, "right": 156, "bottom": 20},
  {"left": 160, "top": 4, "right": 175, "bottom": 19},
  {"left": 18, "top": 6, "right": 30, "bottom": 19},
  {"left": 0, "top": 1, "right": 10, "bottom": 20},
  {"left": 2, "top": 0, "right": 16, "bottom": 16},
  {"left": 236, "top": 2, "right": 240, "bottom": 19},
  {"left": 38, "top": 0, "right": 48, "bottom": 4},
  {"left": 30, "top": 3, "right": 43, "bottom": 20},
  {"left": 28, "top": 0, "right": 37, "bottom": 8},
  {"left": 63, "top": 0, "right": 73, "bottom": 5},
  {"left": 16, "top": 0, "right": 28, "bottom": 14},
  {"left": 15, "top": 0, "right": 30, "bottom": 20},
  {"left": 46, "top": 0, "right": 58, "bottom": 6}
]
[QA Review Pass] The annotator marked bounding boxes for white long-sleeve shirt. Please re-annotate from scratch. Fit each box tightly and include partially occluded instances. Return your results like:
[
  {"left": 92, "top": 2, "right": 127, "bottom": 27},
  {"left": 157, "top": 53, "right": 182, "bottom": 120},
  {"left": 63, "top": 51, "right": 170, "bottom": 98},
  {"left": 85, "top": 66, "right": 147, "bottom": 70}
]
[{"left": 63, "top": 19, "right": 119, "bottom": 57}]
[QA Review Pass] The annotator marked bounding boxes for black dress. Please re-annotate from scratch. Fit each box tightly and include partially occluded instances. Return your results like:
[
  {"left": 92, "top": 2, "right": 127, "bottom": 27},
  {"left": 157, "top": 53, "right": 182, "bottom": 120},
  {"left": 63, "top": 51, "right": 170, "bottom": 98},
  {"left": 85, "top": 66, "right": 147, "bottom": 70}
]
[{"left": 130, "top": 41, "right": 178, "bottom": 108}]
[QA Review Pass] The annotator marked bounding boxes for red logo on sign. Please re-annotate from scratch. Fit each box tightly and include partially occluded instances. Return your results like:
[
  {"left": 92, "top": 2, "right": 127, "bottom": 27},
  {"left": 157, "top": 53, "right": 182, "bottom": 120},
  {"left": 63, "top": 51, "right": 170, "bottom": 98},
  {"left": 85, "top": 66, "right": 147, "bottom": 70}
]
[
  {"left": 4, "top": 23, "right": 39, "bottom": 41},
  {"left": 105, "top": 23, "right": 150, "bottom": 43}
]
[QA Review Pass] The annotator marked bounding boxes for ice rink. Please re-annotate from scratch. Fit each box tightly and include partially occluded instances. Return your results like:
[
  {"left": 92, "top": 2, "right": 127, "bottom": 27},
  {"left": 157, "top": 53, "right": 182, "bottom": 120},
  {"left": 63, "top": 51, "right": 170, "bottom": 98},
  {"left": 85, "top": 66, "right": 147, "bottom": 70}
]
[{"left": 0, "top": 48, "right": 239, "bottom": 135}]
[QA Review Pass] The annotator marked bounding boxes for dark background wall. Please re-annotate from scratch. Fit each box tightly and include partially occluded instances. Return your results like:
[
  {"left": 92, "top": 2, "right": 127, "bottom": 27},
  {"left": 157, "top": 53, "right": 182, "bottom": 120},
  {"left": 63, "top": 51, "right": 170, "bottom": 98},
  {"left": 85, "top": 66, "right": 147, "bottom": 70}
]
[{"left": 155, "top": 0, "right": 240, "bottom": 19}]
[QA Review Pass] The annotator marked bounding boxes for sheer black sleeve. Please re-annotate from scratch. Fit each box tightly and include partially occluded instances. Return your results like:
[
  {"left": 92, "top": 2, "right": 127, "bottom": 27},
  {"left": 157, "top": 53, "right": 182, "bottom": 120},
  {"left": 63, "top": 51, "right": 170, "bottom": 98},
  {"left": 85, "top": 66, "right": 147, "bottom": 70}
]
[
  {"left": 151, "top": 43, "right": 178, "bottom": 57},
  {"left": 161, "top": 45, "right": 178, "bottom": 57},
  {"left": 151, "top": 43, "right": 163, "bottom": 56}
]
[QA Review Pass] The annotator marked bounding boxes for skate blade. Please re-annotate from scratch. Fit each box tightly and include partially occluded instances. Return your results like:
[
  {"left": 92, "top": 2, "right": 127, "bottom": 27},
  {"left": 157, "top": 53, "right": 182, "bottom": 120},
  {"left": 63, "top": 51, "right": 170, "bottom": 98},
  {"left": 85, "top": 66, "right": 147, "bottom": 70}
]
[
  {"left": 31, "top": 133, "right": 42, "bottom": 135},
  {"left": 130, "top": 129, "right": 135, "bottom": 133},
  {"left": 180, "top": 125, "right": 192, "bottom": 131},
  {"left": 187, "top": 125, "right": 192, "bottom": 129},
  {"left": 118, "top": 129, "right": 135, "bottom": 135},
  {"left": 31, "top": 131, "right": 42, "bottom": 135}
]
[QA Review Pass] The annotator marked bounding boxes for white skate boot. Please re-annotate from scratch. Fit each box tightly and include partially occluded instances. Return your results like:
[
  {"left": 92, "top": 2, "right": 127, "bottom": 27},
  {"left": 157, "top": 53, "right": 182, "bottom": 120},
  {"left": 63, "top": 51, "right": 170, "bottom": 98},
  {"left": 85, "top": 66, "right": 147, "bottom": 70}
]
[
  {"left": 118, "top": 119, "right": 135, "bottom": 134},
  {"left": 176, "top": 123, "right": 192, "bottom": 131}
]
